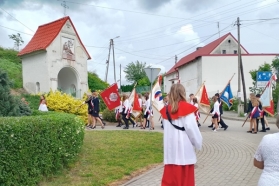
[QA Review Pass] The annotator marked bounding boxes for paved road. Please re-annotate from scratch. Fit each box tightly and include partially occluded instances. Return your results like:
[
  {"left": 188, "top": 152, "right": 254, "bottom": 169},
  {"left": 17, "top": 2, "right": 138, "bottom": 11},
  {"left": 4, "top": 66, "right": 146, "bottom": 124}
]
[{"left": 92, "top": 111, "right": 276, "bottom": 186}]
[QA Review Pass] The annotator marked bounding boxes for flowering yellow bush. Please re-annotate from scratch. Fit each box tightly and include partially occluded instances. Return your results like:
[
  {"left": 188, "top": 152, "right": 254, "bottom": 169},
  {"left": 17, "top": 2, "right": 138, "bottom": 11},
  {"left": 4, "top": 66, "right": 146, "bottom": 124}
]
[{"left": 45, "top": 90, "right": 88, "bottom": 123}]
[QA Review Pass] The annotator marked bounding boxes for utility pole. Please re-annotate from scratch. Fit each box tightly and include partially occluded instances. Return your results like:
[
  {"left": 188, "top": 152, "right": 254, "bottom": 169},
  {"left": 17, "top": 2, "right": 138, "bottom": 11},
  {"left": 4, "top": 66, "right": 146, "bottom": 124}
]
[
  {"left": 175, "top": 55, "right": 178, "bottom": 64},
  {"left": 105, "top": 40, "right": 112, "bottom": 83},
  {"left": 111, "top": 39, "right": 116, "bottom": 83},
  {"left": 120, "top": 64, "right": 122, "bottom": 93},
  {"left": 237, "top": 17, "right": 244, "bottom": 115}
]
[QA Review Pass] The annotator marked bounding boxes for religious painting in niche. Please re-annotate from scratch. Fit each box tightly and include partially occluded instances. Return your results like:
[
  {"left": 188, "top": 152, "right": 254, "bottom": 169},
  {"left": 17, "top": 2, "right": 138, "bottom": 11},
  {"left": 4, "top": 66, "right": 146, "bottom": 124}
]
[{"left": 62, "top": 37, "right": 75, "bottom": 61}]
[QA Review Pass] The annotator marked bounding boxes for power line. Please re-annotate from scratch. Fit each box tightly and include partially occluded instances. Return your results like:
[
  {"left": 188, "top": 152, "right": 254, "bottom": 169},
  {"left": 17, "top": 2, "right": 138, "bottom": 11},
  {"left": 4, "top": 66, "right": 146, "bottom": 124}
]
[
  {"left": 0, "top": 7, "right": 34, "bottom": 33},
  {"left": 0, "top": 24, "right": 33, "bottom": 36},
  {"left": 62, "top": 0, "right": 234, "bottom": 23},
  {"left": 115, "top": 0, "right": 279, "bottom": 44}
]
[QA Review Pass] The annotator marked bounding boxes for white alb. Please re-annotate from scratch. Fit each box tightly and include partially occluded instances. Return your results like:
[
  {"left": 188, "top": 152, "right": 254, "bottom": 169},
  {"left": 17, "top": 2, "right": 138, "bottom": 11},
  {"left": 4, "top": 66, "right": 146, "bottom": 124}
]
[
  {"left": 163, "top": 113, "right": 202, "bottom": 165},
  {"left": 254, "top": 132, "right": 279, "bottom": 186}
]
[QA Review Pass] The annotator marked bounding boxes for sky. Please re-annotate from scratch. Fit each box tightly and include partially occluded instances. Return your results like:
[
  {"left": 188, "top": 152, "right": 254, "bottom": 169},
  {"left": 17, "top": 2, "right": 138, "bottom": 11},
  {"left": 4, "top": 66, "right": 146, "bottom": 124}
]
[{"left": 0, "top": 0, "right": 279, "bottom": 85}]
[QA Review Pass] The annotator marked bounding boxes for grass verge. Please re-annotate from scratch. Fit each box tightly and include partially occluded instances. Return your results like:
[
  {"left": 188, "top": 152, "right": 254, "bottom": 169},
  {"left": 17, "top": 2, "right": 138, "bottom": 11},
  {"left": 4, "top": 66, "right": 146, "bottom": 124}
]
[{"left": 40, "top": 130, "right": 163, "bottom": 186}]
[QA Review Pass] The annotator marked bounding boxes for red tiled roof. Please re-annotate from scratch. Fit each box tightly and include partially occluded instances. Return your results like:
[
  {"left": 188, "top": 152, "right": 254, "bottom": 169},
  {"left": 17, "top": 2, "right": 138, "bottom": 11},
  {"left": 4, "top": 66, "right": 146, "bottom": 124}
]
[
  {"left": 166, "top": 32, "right": 247, "bottom": 75},
  {"left": 18, "top": 16, "right": 91, "bottom": 59}
]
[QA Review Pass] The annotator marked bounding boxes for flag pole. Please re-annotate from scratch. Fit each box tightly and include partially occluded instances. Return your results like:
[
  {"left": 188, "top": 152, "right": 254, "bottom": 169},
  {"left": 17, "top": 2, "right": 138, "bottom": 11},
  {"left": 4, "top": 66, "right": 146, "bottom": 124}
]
[
  {"left": 242, "top": 74, "right": 274, "bottom": 127},
  {"left": 194, "top": 81, "right": 206, "bottom": 97},
  {"left": 203, "top": 73, "right": 236, "bottom": 124}
]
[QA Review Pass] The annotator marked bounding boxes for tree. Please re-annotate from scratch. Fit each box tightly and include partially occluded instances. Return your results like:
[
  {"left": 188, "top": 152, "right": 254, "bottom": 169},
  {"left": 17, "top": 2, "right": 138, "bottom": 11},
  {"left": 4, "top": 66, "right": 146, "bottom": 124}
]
[
  {"left": 88, "top": 71, "right": 109, "bottom": 91},
  {"left": 0, "top": 69, "right": 20, "bottom": 116},
  {"left": 9, "top": 33, "right": 24, "bottom": 51},
  {"left": 249, "top": 57, "right": 279, "bottom": 112},
  {"left": 124, "top": 61, "right": 149, "bottom": 84}
]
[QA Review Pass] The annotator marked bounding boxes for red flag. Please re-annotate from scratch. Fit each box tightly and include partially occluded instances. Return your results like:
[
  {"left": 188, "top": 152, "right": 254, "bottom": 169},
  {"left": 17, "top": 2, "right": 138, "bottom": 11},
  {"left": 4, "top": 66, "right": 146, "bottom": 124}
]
[
  {"left": 264, "top": 100, "right": 275, "bottom": 117},
  {"left": 158, "top": 75, "right": 163, "bottom": 86},
  {"left": 133, "top": 92, "right": 141, "bottom": 111},
  {"left": 200, "top": 85, "right": 210, "bottom": 106},
  {"left": 100, "top": 83, "right": 121, "bottom": 110}
]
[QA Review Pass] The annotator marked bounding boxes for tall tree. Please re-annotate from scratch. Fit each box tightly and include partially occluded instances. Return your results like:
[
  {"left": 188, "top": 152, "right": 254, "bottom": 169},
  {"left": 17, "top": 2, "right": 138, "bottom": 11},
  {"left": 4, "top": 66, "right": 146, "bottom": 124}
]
[
  {"left": 88, "top": 71, "right": 109, "bottom": 91},
  {"left": 0, "top": 69, "right": 20, "bottom": 116},
  {"left": 9, "top": 33, "right": 24, "bottom": 51},
  {"left": 124, "top": 61, "right": 148, "bottom": 83}
]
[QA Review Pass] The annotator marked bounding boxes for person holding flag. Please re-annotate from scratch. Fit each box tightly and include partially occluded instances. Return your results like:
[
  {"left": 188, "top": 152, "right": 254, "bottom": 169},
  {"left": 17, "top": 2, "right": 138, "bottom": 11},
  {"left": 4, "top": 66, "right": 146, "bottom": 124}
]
[
  {"left": 115, "top": 100, "right": 123, "bottom": 127},
  {"left": 256, "top": 94, "right": 266, "bottom": 132},
  {"left": 211, "top": 96, "right": 220, "bottom": 132},
  {"left": 216, "top": 93, "right": 229, "bottom": 130},
  {"left": 121, "top": 94, "right": 130, "bottom": 129},
  {"left": 91, "top": 91, "right": 105, "bottom": 129},
  {"left": 192, "top": 97, "right": 201, "bottom": 127}
]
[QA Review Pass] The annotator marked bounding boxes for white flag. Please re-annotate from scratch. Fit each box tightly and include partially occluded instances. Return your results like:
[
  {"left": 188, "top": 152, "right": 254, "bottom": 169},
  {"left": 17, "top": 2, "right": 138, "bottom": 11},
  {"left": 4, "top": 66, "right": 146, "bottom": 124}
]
[
  {"left": 260, "top": 81, "right": 271, "bottom": 108},
  {"left": 151, "top": 80, "right": 165, "bottom": 111}
]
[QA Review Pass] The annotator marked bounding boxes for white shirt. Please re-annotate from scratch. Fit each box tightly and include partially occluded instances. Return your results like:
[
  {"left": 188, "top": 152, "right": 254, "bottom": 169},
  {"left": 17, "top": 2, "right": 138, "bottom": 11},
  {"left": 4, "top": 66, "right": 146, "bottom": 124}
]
[
  {"left": 194, "top": 103, "right": 198, "bottom": 108},
  {"left": 254, "top": 132, "right": 279, "bottom": 186},
  {"left": 144, "top": 99, "right": 150, "bottom": 115},
  {"left": 115, "top": 101, "right": 122, "bottom": 113},
  {"left": 211, "top": 101, "right": 220, "bottom": 115},
  {"left": 123, "top": 99, "right": 129, "bottom": 114},
  {"left": 38, "top": 104, "right": 48, "bottom": 112},
  {"left": 163, "top": 113, "right": 202, "bottom": 165}
]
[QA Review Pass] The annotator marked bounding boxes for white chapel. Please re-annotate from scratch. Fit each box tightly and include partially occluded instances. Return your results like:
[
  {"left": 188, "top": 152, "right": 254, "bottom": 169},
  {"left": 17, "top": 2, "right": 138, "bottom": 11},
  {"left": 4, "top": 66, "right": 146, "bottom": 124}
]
[{"left": 18, "top": 16, "right": 91, "bottom": 98}]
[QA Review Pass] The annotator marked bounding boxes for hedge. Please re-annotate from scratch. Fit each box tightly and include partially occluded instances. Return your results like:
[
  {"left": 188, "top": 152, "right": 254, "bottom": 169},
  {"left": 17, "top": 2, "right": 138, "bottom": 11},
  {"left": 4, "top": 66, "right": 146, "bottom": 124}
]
[
  {"left": 102, "top": 108, "right": 116, "bottom": 122},
  {"left": 0, "top": 113, "right": 84, "bottom": 186}
]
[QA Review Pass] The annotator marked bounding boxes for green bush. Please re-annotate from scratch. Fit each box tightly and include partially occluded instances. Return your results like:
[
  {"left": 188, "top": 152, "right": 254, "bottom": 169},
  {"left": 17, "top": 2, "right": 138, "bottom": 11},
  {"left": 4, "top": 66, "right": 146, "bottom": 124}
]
[
  {"left": 0, "top": 113, "right": 84, "bottom": 186},
  {"left": 22, "top": 94, "right": 41, "bottom": 110},
  {"left": 18, "top": 98, "right": 32, "bottom": 116},
  {"left": 102, "top": 108, "right": 116, "bottom": 122}
]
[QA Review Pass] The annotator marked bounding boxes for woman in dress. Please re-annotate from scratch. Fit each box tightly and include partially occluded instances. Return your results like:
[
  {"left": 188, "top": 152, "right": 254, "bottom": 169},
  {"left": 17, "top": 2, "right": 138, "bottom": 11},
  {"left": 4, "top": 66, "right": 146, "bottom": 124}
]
[
  {"left": 91, "top": 91, "right": 105, "bottom": 129},
  {"left": 160, "top": 83, "right": 202, "bottom": 186},
  {"left": 254, "top": 115, "right": 279, "bottom": 185},
  {"left": 247, "top": 95, "right": 261, "bottom": 134},
  {"left": 38, "top": 95, "right": 48, "bottom": 111},
  {"left": 211, "top": 96, "right": 220, "bottom": 132}
]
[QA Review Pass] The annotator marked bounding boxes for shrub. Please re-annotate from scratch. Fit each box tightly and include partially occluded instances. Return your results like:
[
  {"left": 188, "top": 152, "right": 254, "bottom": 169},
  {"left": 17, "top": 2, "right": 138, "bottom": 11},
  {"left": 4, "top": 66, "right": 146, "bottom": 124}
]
[
  {"left": 18, "top": 98, "right": 32, "bottom": 116},
  {"left": 45, "top": 90, "right": 88, "bottom": 123},
  {"left": 102, "top": 108, "right": 116, "bottom": 122},
  {"left": 0, "top": 69, "right": 20, "bottom": 116},
  {"left": 22, "top": 94, "right": 41, "bottom": 110},
  {"left": 0, "top": 113, "right": 84, "bottom": 186}
]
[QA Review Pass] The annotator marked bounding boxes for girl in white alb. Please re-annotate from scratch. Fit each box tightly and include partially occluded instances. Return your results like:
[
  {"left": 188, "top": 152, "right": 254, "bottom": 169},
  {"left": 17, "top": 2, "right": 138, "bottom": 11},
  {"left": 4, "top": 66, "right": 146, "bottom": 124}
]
[{"left": 160, "top": 84, "right": 202, "bottom": 186}]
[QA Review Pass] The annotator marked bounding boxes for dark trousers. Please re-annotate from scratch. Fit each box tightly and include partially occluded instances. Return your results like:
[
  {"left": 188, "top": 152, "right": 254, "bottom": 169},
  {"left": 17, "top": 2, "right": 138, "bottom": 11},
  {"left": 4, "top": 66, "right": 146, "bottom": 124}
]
[
  {"left": 219, "top": 115, "right": 227, "bottom": 127},
  {"left": 122, "top": 114, "right": 129, "bottom": 128},
  {"left": 256, "top": 116, "right": 265, "bottom": 131}
]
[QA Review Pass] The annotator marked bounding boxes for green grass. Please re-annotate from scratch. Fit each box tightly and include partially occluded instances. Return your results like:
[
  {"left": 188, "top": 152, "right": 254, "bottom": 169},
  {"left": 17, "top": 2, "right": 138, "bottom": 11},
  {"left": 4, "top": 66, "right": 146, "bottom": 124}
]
[
  {"left": 40, "top": 130, "right": 163, "bottom": 186},
  {"left": 0, "top": 58, "right": 22, "bottom": 88}
]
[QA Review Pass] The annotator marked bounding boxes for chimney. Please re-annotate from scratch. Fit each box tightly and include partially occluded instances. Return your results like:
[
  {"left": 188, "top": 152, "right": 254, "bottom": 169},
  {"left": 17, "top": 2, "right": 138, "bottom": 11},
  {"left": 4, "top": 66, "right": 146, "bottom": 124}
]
[{"left": 196, "top": 47, "right": 202, "bottom": 51}]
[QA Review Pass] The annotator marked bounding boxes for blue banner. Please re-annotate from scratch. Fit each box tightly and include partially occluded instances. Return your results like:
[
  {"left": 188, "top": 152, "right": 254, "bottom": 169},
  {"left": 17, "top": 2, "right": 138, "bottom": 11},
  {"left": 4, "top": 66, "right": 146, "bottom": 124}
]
[{"left": 220, "top": 83, "right": 234, "bottom": 108}]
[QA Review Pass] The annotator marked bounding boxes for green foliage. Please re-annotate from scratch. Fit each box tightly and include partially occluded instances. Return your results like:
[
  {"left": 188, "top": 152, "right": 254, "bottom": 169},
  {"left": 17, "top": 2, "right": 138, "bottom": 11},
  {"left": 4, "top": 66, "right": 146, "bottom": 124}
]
[
  {"left": 99, "top": 98, "right": 106, "bottom": 112},
  {"left": 88, "top": 71, "right": 109, "bottom": 91},
  {"left": 0, "top": 58, "right": 22, "bottom": 88},
  {"left": 0, "top": 113, "right": 84, "bottom": 186},
  {"left": 120, "top": 84, "right": 134, "bottom": 92},
  {"left": 0, "top": 69, "right": 20, "bottom": 116},
  {"left": 124, "top": 61, "right": 149, "bottom": 84},
  {"left": 102, "top": 108, "right": 116, "bottom": 122},
  {"left": 0, "top": 46, "right": 21, "bottom": 64},
  {"left": 8, "top": 33, "right": 24, "bottom": 51},
  {"left": 18, "top": 98, "right": 32, "bottom": 116},
  {"left": 249, "top": 63, "right": 272, "bottom": 94},
  {"left": 249, "top": 57, "right": 279, "bottom": 112},
  {"left": 22, "top": 94, "right": 41, "bottom": 110},
  {"left": 137, "top": 76, "right": 151, "bottom": 86}
]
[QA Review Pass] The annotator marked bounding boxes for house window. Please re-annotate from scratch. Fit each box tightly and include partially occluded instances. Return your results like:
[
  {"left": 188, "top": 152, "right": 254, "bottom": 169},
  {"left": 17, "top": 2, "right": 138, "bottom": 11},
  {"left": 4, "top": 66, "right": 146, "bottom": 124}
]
[
  {"left": 234, "top": 50, "right": 237, "bottom": 54},
  {"left": 222, "top": 50, "right": 226, "bottom": 54},
  {"left": 36, "top": 82, "right": 40, "bottom": 93}
]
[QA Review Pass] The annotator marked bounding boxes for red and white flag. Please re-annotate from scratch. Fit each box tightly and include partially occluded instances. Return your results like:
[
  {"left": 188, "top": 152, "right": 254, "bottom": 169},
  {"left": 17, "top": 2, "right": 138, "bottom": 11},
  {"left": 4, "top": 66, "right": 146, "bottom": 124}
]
[
  {"left": 195, "top": 84, "right": 211, "bottom": 113},
  {"left": 261, "top": 74, "right": 277, "bottom": 116},
  {"left": 100, "top": 83, "right": 121, "bottom": 110},
  {"left": 128, "top": 87, "right": 142, "bottom": 118}
]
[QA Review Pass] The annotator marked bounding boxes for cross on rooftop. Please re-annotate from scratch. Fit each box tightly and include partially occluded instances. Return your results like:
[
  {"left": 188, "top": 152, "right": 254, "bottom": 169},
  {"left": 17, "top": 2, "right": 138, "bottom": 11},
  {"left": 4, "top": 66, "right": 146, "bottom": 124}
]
[{"left": 61, "top": 1, "right": 69, "bottom": 16}]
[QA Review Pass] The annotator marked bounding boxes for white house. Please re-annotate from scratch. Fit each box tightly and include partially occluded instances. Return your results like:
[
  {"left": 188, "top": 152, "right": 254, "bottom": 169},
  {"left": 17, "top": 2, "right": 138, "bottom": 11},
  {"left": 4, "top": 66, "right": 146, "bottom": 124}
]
[
  {"left": 164, "top": 32, "right": 278, "bottom": 99},
  {"left": 18, "top": 16, "right": 91, "bottom": 98}
]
